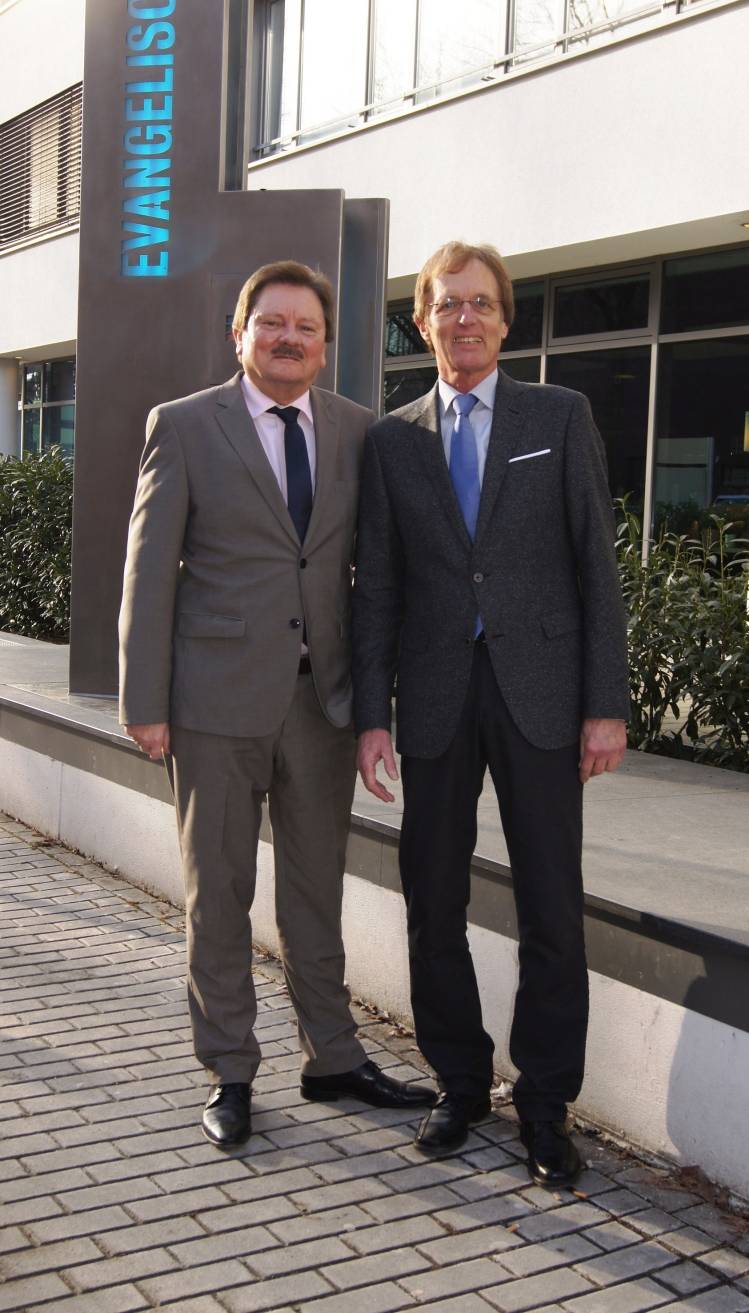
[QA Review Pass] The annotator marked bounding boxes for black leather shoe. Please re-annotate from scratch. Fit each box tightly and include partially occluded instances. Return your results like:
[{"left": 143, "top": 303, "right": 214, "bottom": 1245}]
[
  {"left": 414, "top": 1091, "right": 492, "bottom": 1155},
  {"left": 202, "top": 1083, "right": 251, "bottom": 1147},
  {"left": 300, "top": 1059, "right": 437, "bottom": 1109},
  {"left": 520, "top": 1119, "right": 581, "bottom": 1188}
]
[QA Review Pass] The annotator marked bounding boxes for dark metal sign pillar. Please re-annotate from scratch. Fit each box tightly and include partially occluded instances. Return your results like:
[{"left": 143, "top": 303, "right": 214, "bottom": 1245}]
[{"left": 70, "top": 0, "right": 388, "bottom": 695}]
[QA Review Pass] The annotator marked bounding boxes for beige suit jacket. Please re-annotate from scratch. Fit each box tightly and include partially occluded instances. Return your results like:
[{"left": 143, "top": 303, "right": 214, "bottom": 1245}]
[{"left": 119, "top": 372, "right": 373, "bottom": 736}]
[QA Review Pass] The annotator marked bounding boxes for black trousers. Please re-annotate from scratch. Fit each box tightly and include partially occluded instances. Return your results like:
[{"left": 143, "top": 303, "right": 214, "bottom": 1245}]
[{"left": 399, "top": 641, "right": 587, "bottom": 1123}]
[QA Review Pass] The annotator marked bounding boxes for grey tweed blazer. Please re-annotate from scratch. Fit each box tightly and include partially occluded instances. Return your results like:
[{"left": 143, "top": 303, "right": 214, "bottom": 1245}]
[{"left": 351, "top": 370, "right": 629, "bottom": 756}]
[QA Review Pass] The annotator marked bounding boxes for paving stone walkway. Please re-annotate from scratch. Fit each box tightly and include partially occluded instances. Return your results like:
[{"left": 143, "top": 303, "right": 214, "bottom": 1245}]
[{"left": 1, "top": 812, "right": 748, "bottom": 1313}]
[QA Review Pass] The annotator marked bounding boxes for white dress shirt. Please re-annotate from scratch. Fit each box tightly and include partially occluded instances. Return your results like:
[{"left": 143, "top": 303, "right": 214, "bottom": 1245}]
[
  {"left": 240, "top": 374, "right": 317, "bottom": 498},
  {"left": 438, "top": 368, "right": 498, "bottom": 486}
]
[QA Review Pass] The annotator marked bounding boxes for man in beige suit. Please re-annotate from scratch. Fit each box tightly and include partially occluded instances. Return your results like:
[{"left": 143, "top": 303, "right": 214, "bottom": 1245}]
[{"left": 119, "top": 260, "right": 435, "bottom": 1147}]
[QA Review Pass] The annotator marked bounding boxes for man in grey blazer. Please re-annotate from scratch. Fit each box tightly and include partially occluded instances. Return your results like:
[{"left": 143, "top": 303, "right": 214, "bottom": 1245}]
[
  {"left": 120, "top": 260, "right": 435, "bottom": 1148},
  {"left": 352, "top": 241, "right": 629, "bottom": 1187}
]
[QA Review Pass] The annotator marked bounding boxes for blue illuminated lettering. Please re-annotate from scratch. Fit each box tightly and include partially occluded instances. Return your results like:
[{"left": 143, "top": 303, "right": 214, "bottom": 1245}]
[
  {"left": 123, "top": 157, "right": 171, "bottom": 187},
  {"left": 123, "top": 125, "right": 172, "bottom": 154},
  {"left": 125, "top": 94, "right": 173, "bottom": 121},
  {"left": 128, "top": 1, "right": 176, "bottom": 18},
  {"left": 121, "top": 16, "right": 175, "bottom": 276},
  {"left": 127, "top": 21, "right": 175, "bottom": 50},
  {"left": 122, "top": 250, "right": 170, "bottom": 277},
  {"left": 125, "top": 67, "right": 174, "bottom": 94}
]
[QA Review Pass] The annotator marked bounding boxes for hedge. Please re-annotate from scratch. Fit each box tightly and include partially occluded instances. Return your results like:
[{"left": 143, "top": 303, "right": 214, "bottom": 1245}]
[
  {"left": 617, "top": 500, "right": 749, "bottom": 773},
  {"left": 0, "top": 448, "right": 73, "bottom": 643}
]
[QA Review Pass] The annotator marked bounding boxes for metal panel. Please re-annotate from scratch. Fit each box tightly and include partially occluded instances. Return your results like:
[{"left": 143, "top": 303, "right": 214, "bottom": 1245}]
[
  {"left": 339, "top": 198, "right": 390, "bottom": 416},
  {"left": 70, "top": 0, "right": 387, "bottom": 695}
]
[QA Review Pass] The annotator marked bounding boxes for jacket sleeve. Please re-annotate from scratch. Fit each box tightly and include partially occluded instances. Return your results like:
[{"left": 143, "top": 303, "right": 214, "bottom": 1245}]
[
  {"left": 351, "top": 428, "right": 405, "bottom": 736},
  {"left": 563, "top": 393, "right": 630, "bottom": 722},
  {"left": 118, "top": 408, "right": 189, "bottom": 725}
]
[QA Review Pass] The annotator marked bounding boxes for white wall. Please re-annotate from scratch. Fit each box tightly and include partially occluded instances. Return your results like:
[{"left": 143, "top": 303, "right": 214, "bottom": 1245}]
[
  {"left": 0, "top": 232, "right": 79, "bottom": 357},
  {"left": 0, "top": 0, "right": 85, "bottom": 123},
  {"left": 2, "top": 732, "right": 749, "bottom": 1200},
  {"left": 250, "top": 4, "right": 749, "bottom": 280},
  {"left": 0, "top": 0, "right": 84, "bottom": 358}
]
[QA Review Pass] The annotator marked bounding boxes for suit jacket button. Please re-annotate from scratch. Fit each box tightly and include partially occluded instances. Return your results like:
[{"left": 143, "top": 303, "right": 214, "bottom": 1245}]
[
  {"left": 289, "top": 618, "right": 301, "bottom": 628},
  {"left": 473, "top": 571, "right": 484, "bottom": 583},
  {"left": 299, "top": 558, "right": 307, "bottom": 569}
]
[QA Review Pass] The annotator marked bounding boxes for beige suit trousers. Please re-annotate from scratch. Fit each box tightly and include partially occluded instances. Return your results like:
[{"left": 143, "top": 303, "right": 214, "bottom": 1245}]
[{"left": 169, "top": 672, "right": 366, "bottom": 1084}]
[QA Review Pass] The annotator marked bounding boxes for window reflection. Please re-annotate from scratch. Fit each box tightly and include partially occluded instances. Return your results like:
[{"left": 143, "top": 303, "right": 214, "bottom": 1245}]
[
  {"left": 656, "top": 339, "right": 749, "bottom": 511},
  {"left": 500, "top": 356, "right": 541, "bottom": 383},
  {"left": 417, "top": 0, "right": 505, "bottom": 95},
  {"left": 513, "top": 0, "right": 565, "bottom": 55},
  {"left": 661, "top": 248, "right": 749, "bottom": 334},
  {"left": 373, "top": 0, "right": 417, "bottom": 113},
  {"left": 384, "top": 366, "right": 438, "bottom": 412},
  {"left": 267, "top": 0, "right": 301, "bottom": 145},
  {"left": 300, "top": 0, "right": 368, "bottom": 135},
  {"left": 21, "top": 357, "right": 76, "bottom": 457},
  {"left": 553, "top": 274, "right": 650, "bottom": 338},
  {"left": 546, "top": 347, "right": 650, "bottom": 503},
  {"left": 505, "top": 281, "right": 544, "bottom": 351}
]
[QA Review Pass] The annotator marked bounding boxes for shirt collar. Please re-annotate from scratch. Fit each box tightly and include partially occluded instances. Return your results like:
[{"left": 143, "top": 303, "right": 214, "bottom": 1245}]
[
  {"left": 240, "top": 373, "right": 314, "bottom": 425},
  {"left": 438, "top": 367, "right": 498, "bottom": 416}
]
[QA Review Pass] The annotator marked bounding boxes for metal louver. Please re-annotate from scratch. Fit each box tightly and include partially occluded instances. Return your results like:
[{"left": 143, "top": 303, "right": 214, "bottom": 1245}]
[{"left": 0, "top": 83, "right": 82, "bottom": 249}]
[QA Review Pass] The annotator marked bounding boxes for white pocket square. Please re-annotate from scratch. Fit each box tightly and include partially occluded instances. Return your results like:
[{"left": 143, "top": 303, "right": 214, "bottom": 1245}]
[{"left": 508, "top": 448, "right": 551, "bottom": 463}]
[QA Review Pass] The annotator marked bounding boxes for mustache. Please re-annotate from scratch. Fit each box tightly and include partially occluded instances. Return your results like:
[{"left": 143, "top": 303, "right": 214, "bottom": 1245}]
[{"left": 271, "top": 346, "right": 305, "bottom": 360}]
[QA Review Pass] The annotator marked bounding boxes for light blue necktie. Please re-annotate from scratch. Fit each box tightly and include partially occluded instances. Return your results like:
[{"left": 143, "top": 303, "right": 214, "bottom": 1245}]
[
  {"left": 449, "top": 392, "right": 483, "bottom": 636},
  {"left": 449, "top": 392, "right": 480, "bottom": 539}
]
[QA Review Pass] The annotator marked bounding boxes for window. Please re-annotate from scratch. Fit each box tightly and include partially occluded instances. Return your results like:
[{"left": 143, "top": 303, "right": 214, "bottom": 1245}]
[
  {"left": 253, "top": 0, "right": 507, "bottom": 157},
  {"left": 385, "top": 303, "right": 425, "bottom": 359},
  {"left": 0, "top": 85, "right": 82, "bottom": 250},
  {"left": 546, "top": 347, "right": 650, "bottom": 504},
  {"left": 384, "top": 365, "right": 438, "bottom": 412},
  {"left": 505, "top": 281, "right": 544, "bottom": 351},
  {"left": 655, "top": 338, "right": 749, "bottom": 509},
  {"left": 253, "top": 0, "right": 695, "bottom": 158},
  {"left": 21, "top": 359, "right": 76, "bottom": 457},
  {"left": 552, "top": 271, "right": 651, "bottom": 339},
  {"left": 661, "top": 248, "right": 749, "bottom": 335}
]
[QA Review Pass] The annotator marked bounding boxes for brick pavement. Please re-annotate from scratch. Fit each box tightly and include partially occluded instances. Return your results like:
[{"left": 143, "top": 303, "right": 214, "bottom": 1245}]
[{"left": 1, "top": 812, "right": 748, "bottom": 1313}]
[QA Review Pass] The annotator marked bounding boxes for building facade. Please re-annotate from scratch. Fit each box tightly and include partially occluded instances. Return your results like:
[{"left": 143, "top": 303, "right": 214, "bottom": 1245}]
[{"left": 1, "top": 0, "right": 747, "bottom": 530}]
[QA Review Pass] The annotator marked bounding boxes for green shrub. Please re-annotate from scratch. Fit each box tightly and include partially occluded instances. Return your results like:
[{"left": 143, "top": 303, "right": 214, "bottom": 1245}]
[
  {"left": 0, "top": 448, "right": 73, "bottom": 642},
  {"left": 617, "top": 500, "right": 749, "bottom": 772}
]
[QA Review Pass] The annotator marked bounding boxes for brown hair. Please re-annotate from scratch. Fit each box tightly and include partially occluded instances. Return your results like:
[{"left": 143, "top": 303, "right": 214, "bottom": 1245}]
[
  {"left": 232, "top": 260, "right": 336, "bottom": 342},
  {"left": 414, "top": 241, "right": 515, "bottom": 350}
]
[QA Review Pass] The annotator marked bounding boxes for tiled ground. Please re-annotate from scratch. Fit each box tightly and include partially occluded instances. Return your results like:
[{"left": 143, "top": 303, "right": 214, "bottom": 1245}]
[{"left": 1, "top": 813, "right": 748, "bottom": 1313}]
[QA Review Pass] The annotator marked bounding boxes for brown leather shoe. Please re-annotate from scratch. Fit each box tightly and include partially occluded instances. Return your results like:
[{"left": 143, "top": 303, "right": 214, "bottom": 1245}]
[
  {"left": 300, "top": 1059, "right": 437, "bottom": 1109},
  {"left": 520, "top": 1119, "right": 581, "bottom": 1188},
  {"left": 202, "top": 1083, "right": 251, "bottom": 1148}
]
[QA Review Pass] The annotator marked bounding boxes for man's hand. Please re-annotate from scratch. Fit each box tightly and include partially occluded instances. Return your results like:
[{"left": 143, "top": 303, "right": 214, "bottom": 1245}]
[
  {"left": 125, "top": 722, "right": 170, "bottom": 761},
  {"left": 357, "top": 729, "right": 399, "bottom": 803},
  {"left": 579, "top": 718, "right": 626, "bottom": 783}
]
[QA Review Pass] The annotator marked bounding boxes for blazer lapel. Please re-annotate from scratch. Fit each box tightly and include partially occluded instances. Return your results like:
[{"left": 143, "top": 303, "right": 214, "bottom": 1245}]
[
  {"left": 305, "top": 387, "right": 340, "bottom": 548},
  {"left": 214, "top": 373, "right": 298, "bottom": 544},
  {"left": 408, "top": 385, "right": 473, "bottom": 552},
  {"left": 474, "top": 370, "right": 528, "bottom": 544}
]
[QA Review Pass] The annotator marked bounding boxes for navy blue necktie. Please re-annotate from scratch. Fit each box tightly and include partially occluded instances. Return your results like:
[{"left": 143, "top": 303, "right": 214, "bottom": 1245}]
[
  {"left": 449, "top": 392, "right": 480, "bottom": 539},
  {"left": 269, "top": 405, "right": 313, "bottom": 543}
]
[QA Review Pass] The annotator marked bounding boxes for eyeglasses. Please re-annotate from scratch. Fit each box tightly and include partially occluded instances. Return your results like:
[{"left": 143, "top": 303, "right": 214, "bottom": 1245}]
[{"left": 428, "top": 295, "right": 501, "bottom": 318}]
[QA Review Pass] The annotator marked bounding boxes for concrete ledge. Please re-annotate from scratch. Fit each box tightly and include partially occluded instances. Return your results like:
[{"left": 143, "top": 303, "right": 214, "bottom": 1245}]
[{"left": 1, "top": 666, "right": 748, "bottom": 1197}]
